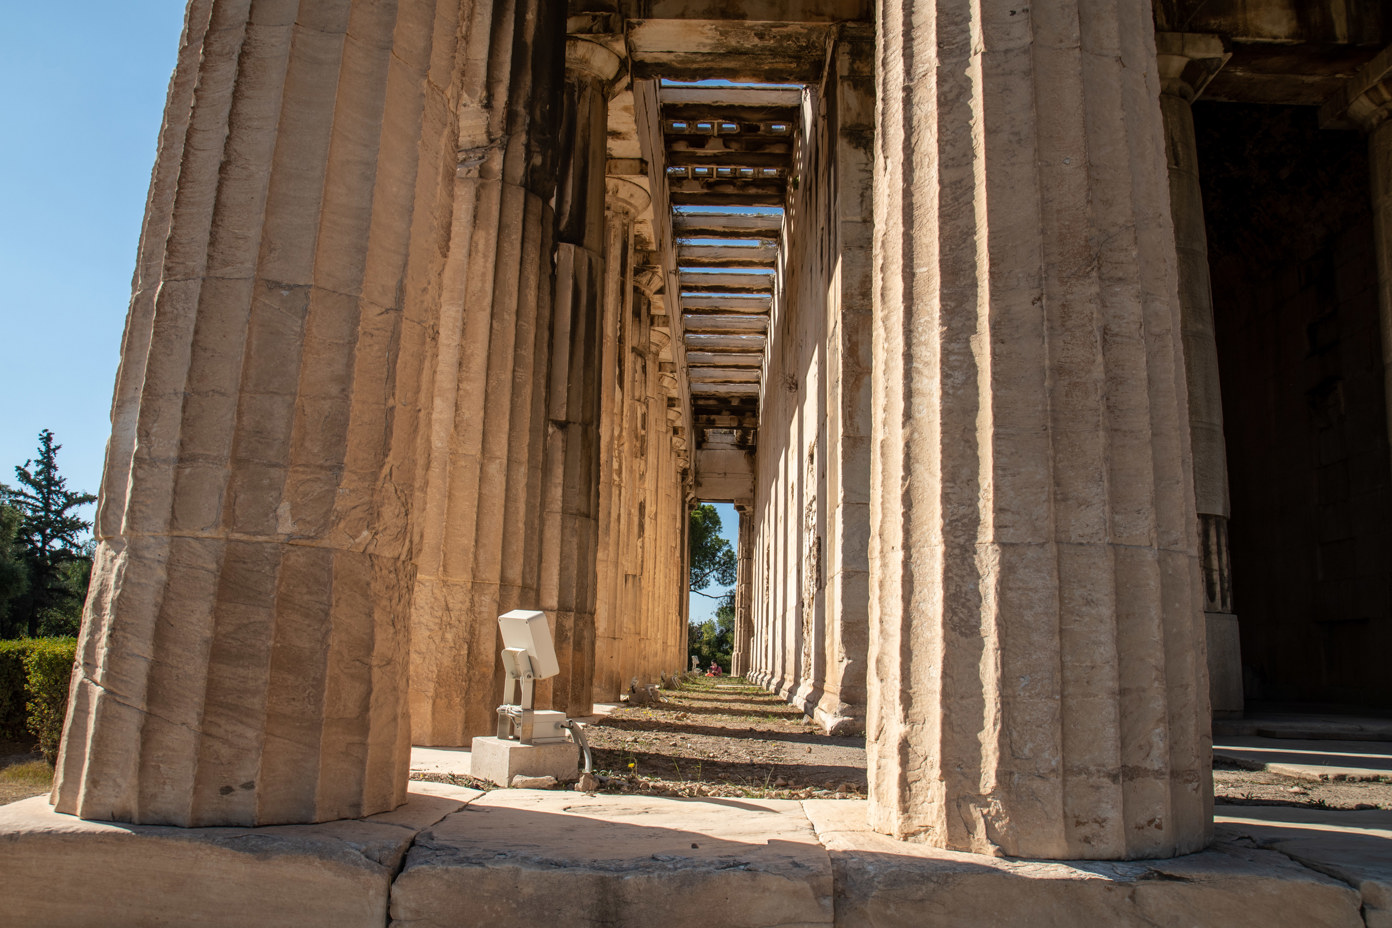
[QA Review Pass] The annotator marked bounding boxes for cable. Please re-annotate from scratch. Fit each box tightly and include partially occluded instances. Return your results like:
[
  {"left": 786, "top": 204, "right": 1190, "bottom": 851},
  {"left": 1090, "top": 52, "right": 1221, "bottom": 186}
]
[{"left": 562, "top": 718, "right": 593, "bottom": 775}]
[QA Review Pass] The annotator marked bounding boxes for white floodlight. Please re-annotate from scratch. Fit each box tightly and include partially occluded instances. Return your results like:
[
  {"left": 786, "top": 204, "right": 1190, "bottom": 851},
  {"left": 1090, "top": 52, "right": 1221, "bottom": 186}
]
[
  {"left": 498, "top": 610, "right": 560, "bottom": 679},
  {"left": 495, "top": 610, "right": 567, "bottom": 745}
]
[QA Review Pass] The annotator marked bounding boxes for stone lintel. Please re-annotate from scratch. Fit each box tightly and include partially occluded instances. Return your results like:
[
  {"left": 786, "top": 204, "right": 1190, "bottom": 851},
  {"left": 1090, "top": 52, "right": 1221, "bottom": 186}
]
[
  {"left": 1156, "top": 32, "right": 1231, "bottom": 102},
  {"left": 1321, "top": 43, "right": 1392, "bottom": 132}
]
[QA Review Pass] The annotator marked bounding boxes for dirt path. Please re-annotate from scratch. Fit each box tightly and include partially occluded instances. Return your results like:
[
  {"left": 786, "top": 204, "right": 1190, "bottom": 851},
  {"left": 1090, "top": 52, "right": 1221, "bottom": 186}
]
[{"left": 579, "top": 676, "right": 867, "bottom": 799}]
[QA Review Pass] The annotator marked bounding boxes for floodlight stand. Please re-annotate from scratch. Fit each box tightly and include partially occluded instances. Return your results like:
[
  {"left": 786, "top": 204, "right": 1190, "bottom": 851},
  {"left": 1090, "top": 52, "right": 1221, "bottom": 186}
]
[{"left": 497, "top": 646, "right": 538, "bottom": 743}]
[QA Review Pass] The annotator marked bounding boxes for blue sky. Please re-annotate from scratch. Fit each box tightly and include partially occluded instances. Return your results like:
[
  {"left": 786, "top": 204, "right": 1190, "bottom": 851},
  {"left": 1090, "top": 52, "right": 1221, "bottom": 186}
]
[{"left": 0, "top": 3, "right": 184, "bottom": 504}]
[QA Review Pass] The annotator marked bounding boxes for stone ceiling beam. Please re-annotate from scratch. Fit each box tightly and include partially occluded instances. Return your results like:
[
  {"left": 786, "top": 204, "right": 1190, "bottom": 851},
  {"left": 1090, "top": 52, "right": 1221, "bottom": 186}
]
[{"left": 626, "top": 20, "right": 833, "bottom": 83}]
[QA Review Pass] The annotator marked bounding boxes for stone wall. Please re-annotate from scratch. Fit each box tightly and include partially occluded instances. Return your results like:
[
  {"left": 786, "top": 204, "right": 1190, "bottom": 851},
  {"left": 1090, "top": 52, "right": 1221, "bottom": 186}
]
[{"left": 745, "top": 28, "right": 873, "bottom": 735}]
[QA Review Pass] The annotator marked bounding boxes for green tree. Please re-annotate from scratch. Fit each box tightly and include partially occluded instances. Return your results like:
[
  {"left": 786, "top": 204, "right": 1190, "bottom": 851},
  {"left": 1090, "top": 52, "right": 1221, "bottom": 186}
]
[
  {"left": 687, "top": 604, "right": 734, "bottom": 673},
  {"left": 688, "top": 504, "right": 736, "bottom": 600},
  {"left": 3, "top": 430, "right": 96, "bottom": 638},
  {"left": 688, "top": 504, "right": 737, "bottom": 671}
]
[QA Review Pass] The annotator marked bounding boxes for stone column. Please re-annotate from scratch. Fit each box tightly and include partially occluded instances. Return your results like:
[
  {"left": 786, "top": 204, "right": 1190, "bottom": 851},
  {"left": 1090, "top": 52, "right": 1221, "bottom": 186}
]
[
  {"left": 594, "top": 177, "right": 651, "bottom": 700},
  {"left": 869, "top": 0, "right": 1211, "bottom": 860},
  {"left": 537, "top": 36, "right": 622, "bottom": 717},
  {"left": 1322, "top": 46, "right": 1392, "bottom": 487},
  {"left": 408, "top": 0, "right": 567, "bottom": 745},
  {"left": 730, "top": 505, "right": 754, "bottom": 677},
  {"left": 53, "top": 0, "right": 464, "bottom": 826},
  {"left": 1156, "top": 33, "right": 1242, "bottom": 719}
]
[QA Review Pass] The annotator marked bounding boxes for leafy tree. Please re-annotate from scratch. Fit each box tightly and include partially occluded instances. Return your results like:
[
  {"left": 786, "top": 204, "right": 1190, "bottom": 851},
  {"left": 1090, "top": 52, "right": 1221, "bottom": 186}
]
[
  {"left": 687, "top": 603, "right": 734, "bottom": 673},
  {"left": 2, "top": 430, "right": 96, "bottom": 638},
  {"left": 687, "top": 504, "right": 737, "bottom": 671},
  {"left": 688, "top": 504, "right": 736, "bottom": 600}
]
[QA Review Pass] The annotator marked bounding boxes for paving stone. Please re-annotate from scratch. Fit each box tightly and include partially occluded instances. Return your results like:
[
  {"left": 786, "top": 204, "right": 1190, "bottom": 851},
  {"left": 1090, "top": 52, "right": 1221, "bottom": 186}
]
[{"left": 389, "top": 789, "right": 834, "bottom": 928}]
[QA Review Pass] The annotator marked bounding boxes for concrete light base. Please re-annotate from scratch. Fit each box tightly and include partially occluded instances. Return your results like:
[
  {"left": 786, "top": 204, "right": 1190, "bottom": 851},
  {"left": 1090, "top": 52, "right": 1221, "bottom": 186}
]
[
  {"left": 470, "top": 736, "right": 578, "bottom": 786},
  {"left": 0, "top": 782, "right": 480, "bottom": 928}
]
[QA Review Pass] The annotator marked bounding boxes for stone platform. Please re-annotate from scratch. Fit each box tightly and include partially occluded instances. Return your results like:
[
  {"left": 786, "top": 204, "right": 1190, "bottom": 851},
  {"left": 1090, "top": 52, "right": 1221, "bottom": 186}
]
[{"left": 0, "top": 788, "right": 1385, "bottom": 927}]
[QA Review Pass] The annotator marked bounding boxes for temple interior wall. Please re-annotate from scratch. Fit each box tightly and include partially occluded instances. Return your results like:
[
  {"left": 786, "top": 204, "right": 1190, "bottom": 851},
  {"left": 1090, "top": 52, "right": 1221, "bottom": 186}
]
[{"left": 1197, "top": 101, "right": 1392, "bottom": 706}]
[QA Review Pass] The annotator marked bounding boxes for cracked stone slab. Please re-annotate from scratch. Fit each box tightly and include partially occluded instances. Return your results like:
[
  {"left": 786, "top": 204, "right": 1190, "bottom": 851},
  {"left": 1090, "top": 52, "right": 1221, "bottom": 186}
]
[
  {"left": 0, "top": 783, "right": 480, "bottom": 927},
  {"left": 389, "top": 789, "right": 834, "bottom": 928},
  {"left": 1219, "top": 806, "right": 1392, "bottom": 928},
  {"left": 805, "top": 800, "right": 1363, "bottom": 928}
]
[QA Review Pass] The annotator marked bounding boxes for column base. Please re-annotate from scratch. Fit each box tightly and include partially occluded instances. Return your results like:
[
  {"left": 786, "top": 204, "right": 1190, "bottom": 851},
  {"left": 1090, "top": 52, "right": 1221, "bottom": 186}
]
[{"left": 1206, "top": 611, "right": 1245, "bottom": 718}]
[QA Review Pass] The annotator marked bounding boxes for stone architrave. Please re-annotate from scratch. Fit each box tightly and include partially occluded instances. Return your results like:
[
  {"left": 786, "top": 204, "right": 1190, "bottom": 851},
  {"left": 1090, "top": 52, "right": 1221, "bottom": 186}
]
[
  {"left": 1322, "top": 45, "right": 1392, "bottom": 487},
  {"left": 408, "top": 0, "right": 567, "bottom": 747},
  {"left": 536, "top": 36, "right": 622, "bottom": 718},
  {"left": 53, "top": 0, "right": 468, "bottom": 825},
  {"left": 869, "top": 0, "right": 1212, "bottom": 859},
  {"left": 1156, "top": 32, "right": 1243, "bottom": 719}
]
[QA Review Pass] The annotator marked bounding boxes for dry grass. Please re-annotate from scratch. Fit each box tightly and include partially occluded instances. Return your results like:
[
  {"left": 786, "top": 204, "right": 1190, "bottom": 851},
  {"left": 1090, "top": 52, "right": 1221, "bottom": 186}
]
[{"left": 0, "top": 759, "right": 52, "bottom": 805}]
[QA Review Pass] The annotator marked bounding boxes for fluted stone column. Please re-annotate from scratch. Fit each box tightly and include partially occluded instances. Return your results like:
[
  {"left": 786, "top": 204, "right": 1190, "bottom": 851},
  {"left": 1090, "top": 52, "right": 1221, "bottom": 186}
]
[
  {"left": 730, "top": 505, "right": 754, "bottom": 677},
  {"left": 408, "top": 0, "right": 567, "bottom": 745},
  {"left": 53, "top": 0, "right": 464, "bottom": 826},
  {"left": 869, "top": 0, "right": 1211, "bottom": 859},
  {"left": 537, "top": 36, "right": 621, "bottom": 717},
  {"left": 1157, "top": 33, "right": 1242, "bottom": 719},
  {"left": 1323, "top": 46, "right": 1392, "bottom": 486},
  {"left": 594, "top": 177, "right": 651, "bottom": 700}
]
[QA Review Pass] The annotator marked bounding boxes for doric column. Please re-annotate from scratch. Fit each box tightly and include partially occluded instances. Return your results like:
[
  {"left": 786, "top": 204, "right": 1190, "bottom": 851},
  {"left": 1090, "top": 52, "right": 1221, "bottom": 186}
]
[
  {"left": 54, "top": 0, "right": 465, "bottom": 825},
  {"left": 407, "top": 0, "right": 567, "bottom": 745},
  {"left": 869, "top": 0, "right": 1211, "bottom": 859},
  {"left": 537, "top": 36, "right": 622, "bottom": 717},
  {"left": 1322, "top": 45, "right": 1392, "bottom": 486},
  {"left": 730, "top": 505, "right": 754, "bottom": 677},
  {"left": 1156, "top": 34, "right": 1242, "bottom": 718},
  {"left": 594, "top": 176, "right": 651, "bottom": 700}
]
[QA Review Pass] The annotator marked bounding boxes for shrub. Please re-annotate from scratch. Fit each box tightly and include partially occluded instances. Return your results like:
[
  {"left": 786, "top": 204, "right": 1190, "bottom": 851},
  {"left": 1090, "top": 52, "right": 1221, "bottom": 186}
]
[
  {"left": 22, "top": 638, "right": 77, "bottom": 762},
  {"left": 0, "top": 640, "right": 28, "bottom": 740}
]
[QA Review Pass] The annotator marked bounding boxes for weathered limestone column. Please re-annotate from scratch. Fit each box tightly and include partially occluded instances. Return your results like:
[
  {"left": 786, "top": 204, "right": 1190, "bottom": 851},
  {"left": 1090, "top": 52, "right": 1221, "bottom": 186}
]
[
  {"left": 1157, "top": 33, "right": 1242, "bottom": 719},
  {"left": 54, "top": 0, "right": 463, "bottom": 825},
  {"left": 730, "top": 505, "right": 754, "bottom": 677},
  {"left": 537, "top": 36, "right": 621, "bottom": 717},
  {"left": 594, "top": 177, "right": 651, "bottom": 700},
  {"left": 408, "top": 0, "right": 567, "bottom": 745},
  {"left": 869, "top": 0, "right": 1211, "bottom": 859},
  {"left": 1323, "top": 46, "right": 1392, "bottom": 486}
]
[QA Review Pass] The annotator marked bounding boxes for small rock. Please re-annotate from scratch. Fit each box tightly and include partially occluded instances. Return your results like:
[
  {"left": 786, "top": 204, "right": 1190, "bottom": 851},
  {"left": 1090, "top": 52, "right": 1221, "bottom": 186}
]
[
  {"left": 773, "top": 777, "right": 789, "bottom": 787},
  {"left": 1354, "top": 803, "right": 1376, "bottom": 810},
  {"left": 576, "top": 772, "right": 599, "bottom": 792},
  {"left": 511, "top": 774, "right": 558, "bottom": 789},
  {"left": 1286, "top": 786, "right": 1308, "bottom": 795}
]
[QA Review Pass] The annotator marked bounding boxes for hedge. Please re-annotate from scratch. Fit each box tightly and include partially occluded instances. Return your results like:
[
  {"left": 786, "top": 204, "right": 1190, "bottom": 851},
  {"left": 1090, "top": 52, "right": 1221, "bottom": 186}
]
[
  {"left": 0, "top": 637, "right": 77, "bottom": 762},
  {"left": 0, "top": 640, "right": 28, "bottom": 740}
]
